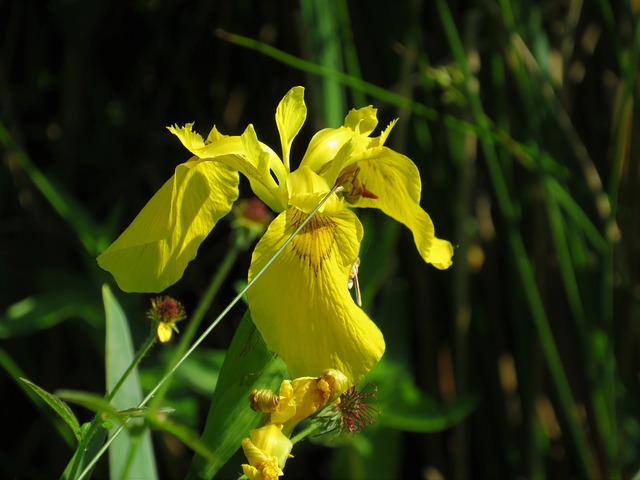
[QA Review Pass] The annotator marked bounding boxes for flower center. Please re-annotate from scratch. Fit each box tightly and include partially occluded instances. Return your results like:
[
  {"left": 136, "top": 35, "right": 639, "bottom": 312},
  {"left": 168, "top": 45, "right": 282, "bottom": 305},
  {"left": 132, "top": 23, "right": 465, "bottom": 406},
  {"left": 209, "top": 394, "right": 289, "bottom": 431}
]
[{"left": 290, "top": 209, "right": 337, "bottom": 276}]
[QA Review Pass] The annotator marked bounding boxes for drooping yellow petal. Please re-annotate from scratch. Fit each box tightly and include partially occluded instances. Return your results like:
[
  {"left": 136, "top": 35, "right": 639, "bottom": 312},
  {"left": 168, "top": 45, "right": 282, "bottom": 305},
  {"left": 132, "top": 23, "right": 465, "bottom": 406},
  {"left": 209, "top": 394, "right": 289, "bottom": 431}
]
[
  {"left": 97, "top": 159, "right": 239, "bottom": 292},
  {"left": 246, "top": 207, "right": 385, "bottom": 385},
  {"left": 341, "top": 147, "right": 454, "bottom": 269},
  {"left": 275, "top": 86, "right": 306, "bottom": 171}
]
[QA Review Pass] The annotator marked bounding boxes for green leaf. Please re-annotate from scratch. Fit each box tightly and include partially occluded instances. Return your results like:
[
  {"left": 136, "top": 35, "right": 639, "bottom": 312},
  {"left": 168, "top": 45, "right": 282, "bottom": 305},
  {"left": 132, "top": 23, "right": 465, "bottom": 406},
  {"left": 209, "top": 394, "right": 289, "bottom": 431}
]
[
  {"left": 186, "top": 311, "right": 286, "bottom": 479},
  {"left": 103, "top": 285, "right": 158, "bottom": 480},
  {"left": 20, "top": 377, "right": 82, "bottom": 442}
]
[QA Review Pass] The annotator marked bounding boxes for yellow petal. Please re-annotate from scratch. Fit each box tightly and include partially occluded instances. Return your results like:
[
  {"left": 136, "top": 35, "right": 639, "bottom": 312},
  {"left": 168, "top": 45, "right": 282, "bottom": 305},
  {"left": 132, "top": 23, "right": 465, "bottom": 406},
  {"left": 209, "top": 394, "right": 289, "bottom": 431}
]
[
  {"left": 157, "top": 323, "right": 173, "bottom": 343},
  {"left": 167, "top": 123, "right": 205, "bottom": 152},
  {"left": 278, "top": 369, "right": 349, "bottom": 435},
  {"left": 240, "top": 125, "right": 288, "bottom": 211},
  {"left": 285, "top": 166, "right": 342, "bottom": 216},
  {"left": 241, "top": 464, "right": 262, "bottom": 480},
  {"left": 168, "top": 123, "right": 286, "bottom": 212},
  {"left": 275, "top": 86, "right": 306, "bottom": 171},
  {"left": 97, "top": 159, "right": 239, "bottom": 292},
  {"left": 242, "top": 424, "right": 292, "bottom": 470},
  {"left": 343, "top": 105, "right": 378, "bottom": 135},
  {"left": 247, "top": 208, "right": 385, "bottom": 385},
  {"left": 300, "top": 106, "right": 377, "bottom": 176},
  {"left": 343, "top": 146, "right": 453, "bottom": 268},
  {"left": 368, "top": 118, "right": 398, "bottom": 148},
  {"left": 298, "top": 126, "right": 353, "bottom": 174}
]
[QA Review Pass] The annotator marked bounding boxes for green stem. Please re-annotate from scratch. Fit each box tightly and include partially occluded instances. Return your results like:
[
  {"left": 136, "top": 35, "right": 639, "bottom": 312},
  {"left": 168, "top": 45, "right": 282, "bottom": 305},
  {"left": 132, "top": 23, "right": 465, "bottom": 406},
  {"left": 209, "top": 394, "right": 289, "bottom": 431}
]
[{"left": 290, "top": 421, "right": 322, "bottom": 446}]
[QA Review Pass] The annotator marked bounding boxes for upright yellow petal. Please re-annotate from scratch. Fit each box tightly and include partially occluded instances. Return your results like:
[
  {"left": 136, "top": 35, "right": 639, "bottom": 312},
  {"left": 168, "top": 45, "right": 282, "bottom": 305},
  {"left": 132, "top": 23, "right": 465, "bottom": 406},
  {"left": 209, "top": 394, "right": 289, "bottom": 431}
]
[
  {"left": 341, "top": 147, "right": 453, "bottom": 269},
  {"left": 97, "top": 159, "right": 239, "bottom": 292},
  {"left": 299, "top": 126, "right": 354, "bottom": 173},
  {"left": 300, "top": 106, "right": 377, "bottom": 182},
  {"left": 247, "top": 207, "right": 385, "bottom": 385},
  {"left": 275, "top": 86, "right": 306, "bottom": 171}
]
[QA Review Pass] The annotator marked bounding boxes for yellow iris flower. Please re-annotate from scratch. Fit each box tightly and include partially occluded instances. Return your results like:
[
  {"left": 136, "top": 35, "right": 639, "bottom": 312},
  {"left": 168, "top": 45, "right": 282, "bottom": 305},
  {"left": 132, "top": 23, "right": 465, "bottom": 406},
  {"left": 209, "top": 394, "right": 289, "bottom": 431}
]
[{"left": 97, "top": 86, "right": 453, "bottom": 384}]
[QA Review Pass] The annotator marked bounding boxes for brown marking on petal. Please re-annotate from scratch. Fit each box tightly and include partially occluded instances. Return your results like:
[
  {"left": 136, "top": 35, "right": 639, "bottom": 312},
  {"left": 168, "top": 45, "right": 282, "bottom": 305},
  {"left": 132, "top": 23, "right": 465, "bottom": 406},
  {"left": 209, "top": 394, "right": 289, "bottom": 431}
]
[
  {"left": 335, "top": 164, "right": 378, "bottom": 204},
  {"left": 290, "top": 210, "right": 337, "bottom": 277},
  {"left": 361, "top": 184, "right": 378, "bottom": 199}
]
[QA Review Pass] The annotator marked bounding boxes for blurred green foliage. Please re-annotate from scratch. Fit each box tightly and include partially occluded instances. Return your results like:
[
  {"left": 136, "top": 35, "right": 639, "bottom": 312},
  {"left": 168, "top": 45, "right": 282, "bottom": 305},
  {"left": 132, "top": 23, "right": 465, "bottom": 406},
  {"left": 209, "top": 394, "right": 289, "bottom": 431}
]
[{"left": 1, "top": 0, "right": 639, "bottom": 478}]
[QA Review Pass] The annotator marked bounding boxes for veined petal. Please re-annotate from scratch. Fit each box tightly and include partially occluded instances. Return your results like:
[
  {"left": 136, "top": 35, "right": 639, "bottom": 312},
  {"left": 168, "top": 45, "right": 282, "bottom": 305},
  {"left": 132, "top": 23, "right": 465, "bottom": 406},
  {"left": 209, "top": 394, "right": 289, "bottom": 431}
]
[
  {"left": 344, "top": 147, "right": 453, "bottom": 269},
  {"left": 247, "top": 208, "right": 385, "bottom": 385},
  {"left": 97, "top": 159, "right": 239, "bottom": 292},
  {"left": 276, "top": 86, "right": 306, "bottom": 171}
]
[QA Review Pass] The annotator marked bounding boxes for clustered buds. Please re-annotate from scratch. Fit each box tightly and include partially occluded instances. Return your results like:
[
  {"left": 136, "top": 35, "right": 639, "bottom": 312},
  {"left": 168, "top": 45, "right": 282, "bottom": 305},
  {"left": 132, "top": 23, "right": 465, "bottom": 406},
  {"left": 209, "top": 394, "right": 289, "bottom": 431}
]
[{"left": 241, "top": 369, "right": 350, "bottom": 480}]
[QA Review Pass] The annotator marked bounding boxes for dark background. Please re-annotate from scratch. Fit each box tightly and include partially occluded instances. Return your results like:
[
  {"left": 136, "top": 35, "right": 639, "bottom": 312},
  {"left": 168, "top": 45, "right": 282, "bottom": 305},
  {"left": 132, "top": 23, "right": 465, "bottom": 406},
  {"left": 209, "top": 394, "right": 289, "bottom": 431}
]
[{"left": 1, "top": 0, "right": 638, "bottom": 478}]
